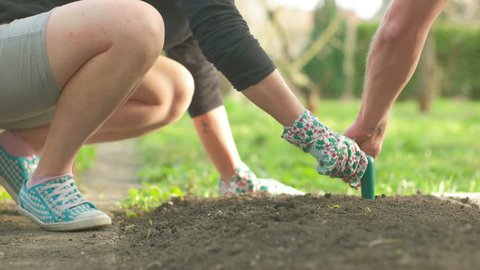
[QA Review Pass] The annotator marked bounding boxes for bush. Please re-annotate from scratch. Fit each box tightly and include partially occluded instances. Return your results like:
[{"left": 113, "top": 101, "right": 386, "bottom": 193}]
[
  {"left": 303, "top": 0, "right": 347, "bottom": 98},
  {"left": 304, "top": 19, "right": 480, "bottom": 100},
  {"left": 433, "top": 23, "right": 480, "bottom": 99}
]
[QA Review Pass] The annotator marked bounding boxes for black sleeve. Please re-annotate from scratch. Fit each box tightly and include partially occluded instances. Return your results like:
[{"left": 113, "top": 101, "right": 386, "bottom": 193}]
[
  {"left": 177, "top": 0, "right": 276, "bottom": 91},
  {"left": 166, "top": 36, "right": 223, "bottom": 117}
]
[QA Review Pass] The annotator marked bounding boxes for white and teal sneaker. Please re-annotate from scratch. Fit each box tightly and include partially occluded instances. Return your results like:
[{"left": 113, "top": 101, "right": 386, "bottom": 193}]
[
  {"left": 0, "top": 145, "right": 39, "bottom": 202},
  {"left": 18, "top": 175, "right": 111, "bottom": 231},
  {"left": 219, "top": 163, "right": 304, "bottom": 196}
]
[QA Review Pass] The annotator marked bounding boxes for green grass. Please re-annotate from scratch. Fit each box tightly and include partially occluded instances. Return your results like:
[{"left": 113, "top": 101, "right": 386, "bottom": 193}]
[
  {"left": 0, "top": 189, "right": 11, "bottom": 200},
  {"left": 75, "top": 145, "right": 97, "bottom": 175},
  {"left": 130, "top": 97, "right": 480, "bottom": 207}
]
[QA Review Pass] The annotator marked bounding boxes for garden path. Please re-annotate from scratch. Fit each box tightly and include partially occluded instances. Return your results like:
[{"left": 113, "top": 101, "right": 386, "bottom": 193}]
[{"left": 0, "top": 139, "right": 141, "bottom": 269}]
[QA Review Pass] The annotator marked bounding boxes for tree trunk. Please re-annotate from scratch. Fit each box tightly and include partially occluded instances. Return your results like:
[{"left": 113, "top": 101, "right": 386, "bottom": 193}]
[
  {"left": 306, "top": 89, "right": 320, "bottom": 114},
  {"left": 417, "top": 34, "right": 439, "bottom": 114},
  {"left": 342, "top": 11, "right": 357, "bottom": 99}
]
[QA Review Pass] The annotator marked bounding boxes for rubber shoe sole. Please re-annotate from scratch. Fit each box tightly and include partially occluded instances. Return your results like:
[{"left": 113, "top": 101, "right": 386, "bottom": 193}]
[{"left": 18, "top": 206, "right": 112, "bottom": 232}]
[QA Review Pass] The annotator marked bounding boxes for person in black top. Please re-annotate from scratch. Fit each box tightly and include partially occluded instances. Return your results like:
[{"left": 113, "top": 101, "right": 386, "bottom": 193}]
[
  {"left": 155, "top": 0, "right": 304, "bottom": 195},
  {"left": 0, "top": 0, "right": 368, "bottom": 231},
  {"left": 156, "top": 0, "right": 365, "bottom": 193}
]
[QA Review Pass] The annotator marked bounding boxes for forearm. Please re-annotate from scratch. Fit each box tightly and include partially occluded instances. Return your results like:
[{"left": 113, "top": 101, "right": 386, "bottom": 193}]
[
  {"left": 243, "top": 70, "right": 304, "bottom": 126},
  {"left": 179, "top": 0, "right": 304, "bottom": 126},
  {"left": 180, "top": 0, "right": 366, "bottom": 183},
  {"left": 359, "top": 0, "right": 447, "bottom": 133},
  {"left": 192, "top": 106, "right": 241, "bottom": 180}
]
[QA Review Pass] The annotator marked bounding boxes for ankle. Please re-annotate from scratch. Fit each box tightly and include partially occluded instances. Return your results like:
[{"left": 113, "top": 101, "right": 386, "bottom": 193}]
[{"left": 27, "top": 173, "right": 73, "bottom": 188}]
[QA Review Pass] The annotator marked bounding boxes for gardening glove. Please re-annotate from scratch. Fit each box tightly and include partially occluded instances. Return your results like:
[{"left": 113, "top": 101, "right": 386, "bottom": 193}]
[
  {"left": 218, "top": 162, "right": 304, "bottom": 196},
  {"left": 281, "top": 110, "right": 368, "bottom": 188}
]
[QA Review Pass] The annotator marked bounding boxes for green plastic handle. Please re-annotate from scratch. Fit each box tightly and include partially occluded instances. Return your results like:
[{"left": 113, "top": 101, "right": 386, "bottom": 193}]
[{"left": 361, "top": 156, "right": 375, "bottom": 200}]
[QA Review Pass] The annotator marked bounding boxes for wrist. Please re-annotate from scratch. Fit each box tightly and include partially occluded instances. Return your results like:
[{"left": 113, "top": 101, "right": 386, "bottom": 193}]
[{"left": 355, "top": 115, "right": 388, "bottom": 138}]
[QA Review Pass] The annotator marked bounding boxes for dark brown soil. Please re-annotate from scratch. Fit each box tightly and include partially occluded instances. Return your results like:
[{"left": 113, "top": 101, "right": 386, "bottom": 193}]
[
  {"left": 5, "top": 142, "right": 477, "bottom": 269},
  {"left": 115, "top": 194, "right": 480, "bottom": 270}
]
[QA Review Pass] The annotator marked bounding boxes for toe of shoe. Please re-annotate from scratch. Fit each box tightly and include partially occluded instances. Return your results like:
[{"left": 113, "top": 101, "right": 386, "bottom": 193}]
[{"left": 76, "top": 210, "right": 111, "bottom": 223}]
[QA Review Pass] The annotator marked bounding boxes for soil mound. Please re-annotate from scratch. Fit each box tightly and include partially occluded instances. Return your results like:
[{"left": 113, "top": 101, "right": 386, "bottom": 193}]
[{"left": 116, "top": 194, "right": 480, "bottom": 270}]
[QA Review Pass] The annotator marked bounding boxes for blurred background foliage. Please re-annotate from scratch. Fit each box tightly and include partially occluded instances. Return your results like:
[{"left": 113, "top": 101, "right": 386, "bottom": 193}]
[
  {"left": 237, "top": 0, "right": 480, "bottom": 111},
  {"left": 125, "top": 0, "right": 480, "bottom": 207},
  {"left": 4, "top": 0, "right": 480, "bottom": 203},
  {"left": 128, "top": 97, "right": 480, "bottom": 208}
]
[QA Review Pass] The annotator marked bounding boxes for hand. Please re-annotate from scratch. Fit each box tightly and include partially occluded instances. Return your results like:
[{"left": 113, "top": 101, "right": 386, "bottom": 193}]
[
  {"left": 281, "top": 110, "right": 369, "bottom": 189},
  {"left": 344, "top": 119, "right": 386, "bottom": 159},
  {"left": 218, "top": 162, "right": 304, "bottom": 196}
]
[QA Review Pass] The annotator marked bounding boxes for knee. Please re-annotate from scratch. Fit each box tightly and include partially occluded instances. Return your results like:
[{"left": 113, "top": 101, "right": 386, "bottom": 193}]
[
  {"left": 137, "top": 60, "right": 193, "bottom": 130},
  {"left": 158, "top": 63, "right": 194, "bottom": 126},
  {"left": 103, "top": 0, "right": 165, "bottom": 67},
  {"left": 173, "top": 64, "right": 195, "bottom": 114}
]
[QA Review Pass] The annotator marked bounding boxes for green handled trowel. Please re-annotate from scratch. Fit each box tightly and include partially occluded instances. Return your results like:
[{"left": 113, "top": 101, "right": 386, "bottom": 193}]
[{"left": 361, "top": 156, "right": 375, "bottom": 200}]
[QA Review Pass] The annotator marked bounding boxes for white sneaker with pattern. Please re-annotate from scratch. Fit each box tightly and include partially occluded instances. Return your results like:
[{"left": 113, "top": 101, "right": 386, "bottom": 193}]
[{"left": 18, "top": 175, "right": 111, "bottom": 231}]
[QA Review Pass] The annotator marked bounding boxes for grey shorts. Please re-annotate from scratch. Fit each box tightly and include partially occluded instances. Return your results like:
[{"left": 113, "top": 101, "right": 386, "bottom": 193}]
[{"left": 0, "top": 11, "right": 61, "bottom": 130}]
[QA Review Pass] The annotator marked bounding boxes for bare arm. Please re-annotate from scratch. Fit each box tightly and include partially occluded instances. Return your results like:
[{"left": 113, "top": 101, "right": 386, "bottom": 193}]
[
  {"left": 346, "top": 0, "right": 447, "bottom": 157},
  {"left": 192, "top": 106, "right": 241, "bottom": 180},
  {"left": 180, "top": 0, "right": 369, "bottom": 185},
  {"left": 242, "top": 70, "right": 305, "bottom": 126}
]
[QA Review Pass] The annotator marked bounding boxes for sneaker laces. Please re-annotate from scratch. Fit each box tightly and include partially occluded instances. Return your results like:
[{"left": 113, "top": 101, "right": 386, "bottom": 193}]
[{"left": 39, "top": 178, "right": 86, "bottom": 211}]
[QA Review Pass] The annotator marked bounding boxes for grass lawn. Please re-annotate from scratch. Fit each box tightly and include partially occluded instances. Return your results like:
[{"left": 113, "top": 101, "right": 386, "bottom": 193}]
[
  {"left": 125, "top": 97, "right": 479, "bottom": 208},
  {"left": 2, "top": 98, "right": 478, "bottom": 207}
]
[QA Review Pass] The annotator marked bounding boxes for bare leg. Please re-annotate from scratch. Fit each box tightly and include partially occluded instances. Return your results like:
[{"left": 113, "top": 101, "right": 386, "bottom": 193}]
[
  {"left": 17, "top": 56, "right": 194, "bottom": 152},
  {"left": 345, "top": 0, "right": 447, "bottom": 157},
  {"left": 26, "top": 0, "right": 164, "bottom": 177},
  {"left": 2, "top": 0, "right": 169, "bottom": 231}
]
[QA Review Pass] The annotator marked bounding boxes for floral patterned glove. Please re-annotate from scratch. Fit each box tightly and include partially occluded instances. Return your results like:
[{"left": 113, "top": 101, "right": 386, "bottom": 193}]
[{"left": 281, "top": 110, "right": 367, "bottom": 188}]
